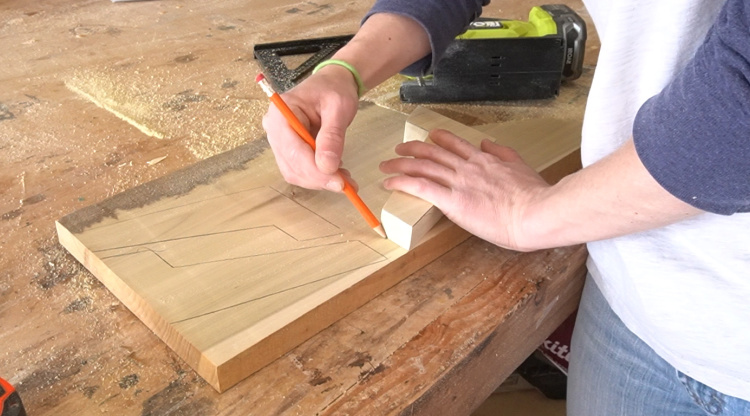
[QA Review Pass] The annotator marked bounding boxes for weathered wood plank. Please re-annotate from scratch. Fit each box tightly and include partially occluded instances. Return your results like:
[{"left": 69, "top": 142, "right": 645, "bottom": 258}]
[{"left": 320, "top": 243, "right": 587, "bottom": 416}]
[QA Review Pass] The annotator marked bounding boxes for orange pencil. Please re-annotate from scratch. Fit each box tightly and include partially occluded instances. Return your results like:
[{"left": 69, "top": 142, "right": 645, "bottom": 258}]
[{"left": 256, "top": 73, "right": 386, "bottom": 238}]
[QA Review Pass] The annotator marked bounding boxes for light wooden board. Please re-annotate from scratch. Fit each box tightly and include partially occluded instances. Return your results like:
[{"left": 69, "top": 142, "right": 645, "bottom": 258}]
[
  {"left": 56, "top": 104, "right": 581, "bottom": 392},
  {"left": 54, "top": 103, "right": 441, "bottom": 392}
]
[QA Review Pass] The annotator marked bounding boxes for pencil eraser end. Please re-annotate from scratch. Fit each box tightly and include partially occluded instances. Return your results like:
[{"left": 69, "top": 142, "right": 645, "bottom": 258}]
[{"left": 255, "top": 73, "right": 265, "bottom": 83}]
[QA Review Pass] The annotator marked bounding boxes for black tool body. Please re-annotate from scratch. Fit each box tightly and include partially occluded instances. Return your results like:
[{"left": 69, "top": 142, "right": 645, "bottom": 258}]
[{"left": 400, "top": 4, "right": 586, "bottom": 103}]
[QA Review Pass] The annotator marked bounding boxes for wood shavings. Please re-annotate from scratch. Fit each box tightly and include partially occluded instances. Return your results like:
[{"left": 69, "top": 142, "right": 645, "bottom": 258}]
[
  {"left": 146, "top": 156, "right": 167, "bottom": 166},
  {"left": 65, "top": 60, "right": 268, "bottom": 160}
]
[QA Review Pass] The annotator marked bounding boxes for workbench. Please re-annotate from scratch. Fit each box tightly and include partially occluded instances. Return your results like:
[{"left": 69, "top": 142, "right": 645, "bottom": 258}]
[{"left": 0, "top": 0, "right": 597, "bottom": 414}]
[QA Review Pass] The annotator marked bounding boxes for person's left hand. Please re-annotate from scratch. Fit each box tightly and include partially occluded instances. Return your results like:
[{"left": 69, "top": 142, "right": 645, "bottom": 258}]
[{"left": 379, "top": 128, "right": 550, "bottom": 251}]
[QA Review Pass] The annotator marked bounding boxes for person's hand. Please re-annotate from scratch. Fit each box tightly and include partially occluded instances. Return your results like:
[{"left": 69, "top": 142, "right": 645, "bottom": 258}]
[
  {"left": 262, "top": 65, "right": 360, "bottom": 191},
  {"left": 379, "top": 129, "right": 551, "bottom": 251}
]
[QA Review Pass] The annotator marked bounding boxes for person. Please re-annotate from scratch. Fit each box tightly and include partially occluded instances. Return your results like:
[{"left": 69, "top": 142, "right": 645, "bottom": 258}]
[{"left": 261, "top": 0, "right": 750, "bottom": 414}]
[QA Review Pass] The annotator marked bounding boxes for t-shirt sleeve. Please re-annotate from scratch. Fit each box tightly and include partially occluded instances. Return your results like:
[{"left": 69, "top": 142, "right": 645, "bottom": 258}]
[
  {"left": 362, "top": 0, "right": 489, "bottom": 76},
  {"left": 632, "top": 0, "right": 750, "bottom": 215}
]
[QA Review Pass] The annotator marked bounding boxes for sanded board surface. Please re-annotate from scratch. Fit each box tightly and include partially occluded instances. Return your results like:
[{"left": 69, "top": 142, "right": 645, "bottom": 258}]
[{"left": 56, "top": 104, "right": 581, "bottom": 392}]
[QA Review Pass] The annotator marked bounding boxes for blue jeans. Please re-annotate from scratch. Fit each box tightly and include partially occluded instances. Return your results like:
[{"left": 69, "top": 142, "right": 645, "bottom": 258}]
[{"left": 567, "top": 274, "right": 750, "bottom": 416}]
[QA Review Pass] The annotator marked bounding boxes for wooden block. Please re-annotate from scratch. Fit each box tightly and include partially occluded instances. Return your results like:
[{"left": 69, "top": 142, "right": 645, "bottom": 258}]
[
  {"left": 382, "top": 107, "right": 582, "bottom": 250},
  {"left": 382, "top": 107, "right": 499, "bottom": 250}
]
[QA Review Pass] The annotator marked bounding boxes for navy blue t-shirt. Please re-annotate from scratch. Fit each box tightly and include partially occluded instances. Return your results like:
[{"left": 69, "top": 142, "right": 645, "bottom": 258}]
[
  {"left": 364, "top": 0, "right": 488, "bottom": 75},
  {"left": 631, "top": 0, "right": 750, "bottom": 214}
]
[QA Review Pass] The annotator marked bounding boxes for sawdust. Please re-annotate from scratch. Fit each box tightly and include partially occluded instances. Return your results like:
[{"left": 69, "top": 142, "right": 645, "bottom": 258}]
[
  {"left": 65, "top": 58, "right": 268, "bottom": 161},
  {"left": 66, "top": 80, "right": 166, "bottom": 139}
]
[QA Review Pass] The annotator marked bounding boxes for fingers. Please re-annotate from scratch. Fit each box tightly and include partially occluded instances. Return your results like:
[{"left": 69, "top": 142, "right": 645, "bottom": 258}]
[
  {"left": 315, "top": 99, "right": 351, "bottom": 175},
  {"left": 428, "top": 129, "right": 482, "bottom": 160},
  {"left": 339, "top": 168, "right": 358, "bottom": 192},
  {"left": 261, "top": 74, "right": 359, "bottom": 191},
  {"left": 380, "top": 129, "right": 471, "bottom": 206},
  {"left": 380, "top": 155, "right": 454, "bottom": 188},
  {"left": 315, "top": 94, "right": 359, "bottom": 189},
  {"left": 262, "top": 104, "right": 342, "bottom": 191},
  {"left": 391, "top": 129, "right": 473, "bottom": 173},
  {"left": 382, "top": 129, "right": 475, "bottom": 191},
  {"left": 380, "top": 130, "right": 524, "bottom": 209},
  {"left": 382, "top": 174, "right": 451, "bottom": 207},
  {"left": 425, "top": 130, "right": 523, "bottom": 165},
  {"left": 480, "top": 139, "right": 524, "bottom": 163}
]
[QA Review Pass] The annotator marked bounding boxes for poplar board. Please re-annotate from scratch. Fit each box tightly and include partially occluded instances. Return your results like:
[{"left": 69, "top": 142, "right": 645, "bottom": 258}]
[{"left": 56, "top": 104, "right": 581, "bottom": 392}]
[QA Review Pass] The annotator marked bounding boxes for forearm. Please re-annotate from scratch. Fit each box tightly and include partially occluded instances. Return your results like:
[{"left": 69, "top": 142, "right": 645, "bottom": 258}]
[
  {"left": 524, "top": 0, "right": 750, "bottom": 250},
  {"left": 520, "top": 138, "right": 703, "bottom": 251},
  {"left": 329, "top": 13, "right": 431, "bottom": 90},
  {"left": 318, "top": 0, "right": 488, "bottom": 93}
]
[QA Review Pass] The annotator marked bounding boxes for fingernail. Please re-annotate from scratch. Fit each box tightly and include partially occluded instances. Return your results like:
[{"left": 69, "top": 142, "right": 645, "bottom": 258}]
[{"left": 326, "top": 180, "right": 343, "bottom": 192}]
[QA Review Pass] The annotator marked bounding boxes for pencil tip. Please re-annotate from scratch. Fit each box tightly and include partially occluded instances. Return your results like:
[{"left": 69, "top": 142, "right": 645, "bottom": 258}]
[{"left": 374, "top": 225, "right": 387, "bottom": 239}]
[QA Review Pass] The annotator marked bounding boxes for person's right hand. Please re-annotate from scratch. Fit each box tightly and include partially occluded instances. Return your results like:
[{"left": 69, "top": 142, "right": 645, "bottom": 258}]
[{"left": 261, "top": 64, "right": 361, "bottom": 192}]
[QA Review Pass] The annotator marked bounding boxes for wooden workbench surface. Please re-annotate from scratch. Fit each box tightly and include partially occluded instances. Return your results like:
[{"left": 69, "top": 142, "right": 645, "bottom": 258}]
[{"left": 0, "top": 0, "right": 597, "bottom": 414}]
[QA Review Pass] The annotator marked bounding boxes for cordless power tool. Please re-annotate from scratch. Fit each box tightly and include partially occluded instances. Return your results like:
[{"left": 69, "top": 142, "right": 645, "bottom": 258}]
[{"left": 400, "top": 4, "right": 587, "bottom": 102}]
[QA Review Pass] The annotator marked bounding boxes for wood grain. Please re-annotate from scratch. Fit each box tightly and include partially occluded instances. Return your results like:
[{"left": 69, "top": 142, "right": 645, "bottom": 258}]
[{"left": 320, "top": 243, "right": 587, "bottom": 416}]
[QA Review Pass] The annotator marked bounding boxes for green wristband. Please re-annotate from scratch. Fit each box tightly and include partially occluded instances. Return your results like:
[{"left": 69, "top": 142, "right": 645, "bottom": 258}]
[{"left": 313, "top": 59, "right": 366, "bottom": 98}]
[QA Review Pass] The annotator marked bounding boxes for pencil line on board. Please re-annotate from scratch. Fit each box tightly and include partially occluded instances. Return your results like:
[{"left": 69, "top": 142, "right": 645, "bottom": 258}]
[
  {"left": 95, "top": 224, "right": 342, "bottom": 256},
  {"left": 269, "top": 184, "right": 342, "bottom": 231},
  {"left": 136, "top": 238, "right": 387, "bottom": 268},
  {"left": 168, "top": 258, "right": 388, "bottom": 324}
]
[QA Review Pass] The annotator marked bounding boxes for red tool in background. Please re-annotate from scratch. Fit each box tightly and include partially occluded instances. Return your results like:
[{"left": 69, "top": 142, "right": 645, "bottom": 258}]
[{"left": 0, "top": 378, "right": 26, "bottom": 416}]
